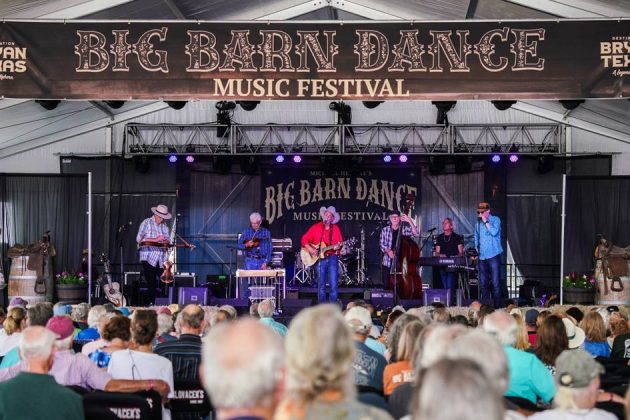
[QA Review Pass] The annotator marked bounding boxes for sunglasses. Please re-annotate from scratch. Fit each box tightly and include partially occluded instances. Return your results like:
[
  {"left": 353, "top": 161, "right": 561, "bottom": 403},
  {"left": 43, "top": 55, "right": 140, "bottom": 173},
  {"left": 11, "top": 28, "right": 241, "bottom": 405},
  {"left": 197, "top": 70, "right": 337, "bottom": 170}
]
[{"left": 476, "top": 210, "right": 486, "bottom": 214}]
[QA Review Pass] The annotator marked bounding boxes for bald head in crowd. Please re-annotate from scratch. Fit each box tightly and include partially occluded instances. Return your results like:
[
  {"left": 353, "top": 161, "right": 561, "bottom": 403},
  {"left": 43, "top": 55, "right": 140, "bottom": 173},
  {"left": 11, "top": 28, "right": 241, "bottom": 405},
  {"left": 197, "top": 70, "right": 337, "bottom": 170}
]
[
  {"left": 201, "top": 318, "right": 285, "bottom": 420},
  {"left": 179, "top": 304, "right": 206, "bottom": 335}
]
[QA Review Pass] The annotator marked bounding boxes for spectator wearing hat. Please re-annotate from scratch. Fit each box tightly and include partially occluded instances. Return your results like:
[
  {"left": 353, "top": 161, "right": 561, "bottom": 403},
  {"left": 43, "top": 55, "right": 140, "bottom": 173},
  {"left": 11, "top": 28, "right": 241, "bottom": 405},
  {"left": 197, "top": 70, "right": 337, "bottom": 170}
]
[
  {"left": 525, "top": 309, "right": 540, "bottom": 346},
  {"left": 379, "top": 210, "right": 419, "bottom": 291},
  {"left": 566, "top": 307, "right": 585, "bottom": 324},
  {"left": 345, "top": 306, "right": 387, "bottom": 395},
  {"left": 474, "top": 201, "right": 504, "bottom": 308},
  {"left": 0, "top": 326, "right": 84, "bottom": 420},
  {"left": 0, "top": 315, "right": 171, "bottom": 401},
  {"left": 563, "top": 318, "right": 586, "bottom": 350},
  {"left": 136, "top": 203, "right": 173, "bottom": 306},
  {"left": 301, "top": 206, "right": 345, "bottom": 303},
  {"left": 529, "top": 349, "right": 618, "bottom": 419},
  {"left": 8, "top": 297, "right": 27, "bottom": 310}
]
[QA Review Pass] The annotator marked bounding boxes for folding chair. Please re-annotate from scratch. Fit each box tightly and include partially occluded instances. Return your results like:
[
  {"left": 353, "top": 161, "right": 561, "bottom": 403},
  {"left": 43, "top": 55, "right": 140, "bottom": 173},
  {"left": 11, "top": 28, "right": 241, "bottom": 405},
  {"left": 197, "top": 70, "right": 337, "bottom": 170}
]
[
  {"left": 169, "top": 380, "right": 213, "bottom": 420},
  {"left": 83, "top": 391, "right": 156, "bottom": 420}
]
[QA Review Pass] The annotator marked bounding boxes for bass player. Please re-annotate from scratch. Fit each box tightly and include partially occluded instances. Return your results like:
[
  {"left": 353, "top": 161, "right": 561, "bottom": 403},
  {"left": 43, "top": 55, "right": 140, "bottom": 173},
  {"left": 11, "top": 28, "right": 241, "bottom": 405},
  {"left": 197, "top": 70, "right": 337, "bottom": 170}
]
[
  {"left": 301, "top": 206, "right": 343, "bottom": 304},
  {"left": 136, "top": 204, "right": 171, "bottom": 306},
  {"left": 379, "top": 210, "right": 419, "bottom": 290}
]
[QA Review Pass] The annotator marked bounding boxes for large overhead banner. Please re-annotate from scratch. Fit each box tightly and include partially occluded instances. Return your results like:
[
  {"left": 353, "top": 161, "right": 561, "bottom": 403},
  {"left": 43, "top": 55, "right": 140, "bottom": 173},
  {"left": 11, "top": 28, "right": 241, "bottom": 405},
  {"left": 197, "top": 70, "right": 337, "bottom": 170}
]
[{"left": 0, "top": 20, "right": 628, "bottom": 100}]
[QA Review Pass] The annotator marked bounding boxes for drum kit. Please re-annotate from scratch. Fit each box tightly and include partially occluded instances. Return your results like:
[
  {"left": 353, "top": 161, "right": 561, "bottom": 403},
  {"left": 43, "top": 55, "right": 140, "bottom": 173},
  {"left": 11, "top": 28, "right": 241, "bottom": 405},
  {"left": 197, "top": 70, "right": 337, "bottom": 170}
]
[{"left": 291, "top": 228, "right": 368, "bottom": 287}]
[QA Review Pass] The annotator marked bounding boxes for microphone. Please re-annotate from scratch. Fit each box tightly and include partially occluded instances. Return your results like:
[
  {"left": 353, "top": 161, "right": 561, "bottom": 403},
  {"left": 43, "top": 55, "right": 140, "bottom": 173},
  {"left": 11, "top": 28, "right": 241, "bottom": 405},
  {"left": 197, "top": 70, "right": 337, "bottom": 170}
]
[{"left": 427, "top": 227, "right": 437, "bottom": 232}]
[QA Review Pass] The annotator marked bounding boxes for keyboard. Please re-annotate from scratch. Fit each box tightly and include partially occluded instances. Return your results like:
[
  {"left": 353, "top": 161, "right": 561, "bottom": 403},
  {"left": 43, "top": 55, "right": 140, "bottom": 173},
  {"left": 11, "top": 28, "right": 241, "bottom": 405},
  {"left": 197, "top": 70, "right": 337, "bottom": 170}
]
[{"left": 417, "top": 257, "right": 468, "bottom": 268}]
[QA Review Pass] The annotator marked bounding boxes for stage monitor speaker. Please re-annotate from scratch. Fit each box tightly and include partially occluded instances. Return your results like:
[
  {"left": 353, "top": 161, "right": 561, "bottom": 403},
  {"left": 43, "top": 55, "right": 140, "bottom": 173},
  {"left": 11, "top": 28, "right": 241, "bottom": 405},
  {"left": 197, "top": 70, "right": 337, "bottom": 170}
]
[
  {"left": 174, "top": 273, "right": 196, "bottom": 288},
  {"left": 178, "top": 287, "right": 209, "bottom": 306},
  {"left": 366, "top": 289, "right": 394, "bottom": 309},
  {"left": 282, "top": 298, "right": 313, "bottom": 316},
  {"left": 423, "top": 289, "right": 452, "bottom": 307}
]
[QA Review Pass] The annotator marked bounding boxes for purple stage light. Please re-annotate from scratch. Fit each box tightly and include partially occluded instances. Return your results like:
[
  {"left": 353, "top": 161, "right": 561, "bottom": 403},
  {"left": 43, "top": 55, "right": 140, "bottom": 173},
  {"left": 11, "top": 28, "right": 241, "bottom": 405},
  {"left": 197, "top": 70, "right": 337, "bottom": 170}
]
[
  {"left": 398, "top": 154, "right": 408, "bottom": 163},
  {"left": 185, "top": 155, "right": 195, "bottom": 163},
  {"left": 292, "top": 155, "right": 302, "bottom": 163},
  {"left": 383, "top": 154, "right": 392, "bottom": 163},
  {"left": 168, "top": 155, "right": 178, "bottom": 163},
  {"left": 275, "top": 154, "right": 285, "bottom": 163},
  {"left": 509, "top": 153, "right": 519, "bottom": 163},
  {"left": 491, "top": 154, "right": 501, "bottom": 163}
]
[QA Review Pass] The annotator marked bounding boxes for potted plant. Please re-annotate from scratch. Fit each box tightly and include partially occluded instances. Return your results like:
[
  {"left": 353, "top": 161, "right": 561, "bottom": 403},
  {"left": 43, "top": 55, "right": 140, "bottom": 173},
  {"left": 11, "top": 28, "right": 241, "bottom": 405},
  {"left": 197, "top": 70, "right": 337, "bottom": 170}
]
[
  {"left": 563, "top": 272, "right": 596, "bottom": 305},
  {"left": 55, "top": 271, "right": 87, "bottom": 304}
]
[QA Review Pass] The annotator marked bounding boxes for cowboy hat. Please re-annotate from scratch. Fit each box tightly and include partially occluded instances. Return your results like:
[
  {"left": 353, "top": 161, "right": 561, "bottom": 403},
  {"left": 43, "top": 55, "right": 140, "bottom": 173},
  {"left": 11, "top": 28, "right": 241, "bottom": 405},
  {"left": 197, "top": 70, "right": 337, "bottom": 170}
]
[
  {"left": 562, "top": 318, "right": 586, "bottom": 349},
  {"left": 319, "top": 206, "right": 340, "bottom": 224},
  {"left": 151, "top": 204, "right": 172, "bottom": 220}
]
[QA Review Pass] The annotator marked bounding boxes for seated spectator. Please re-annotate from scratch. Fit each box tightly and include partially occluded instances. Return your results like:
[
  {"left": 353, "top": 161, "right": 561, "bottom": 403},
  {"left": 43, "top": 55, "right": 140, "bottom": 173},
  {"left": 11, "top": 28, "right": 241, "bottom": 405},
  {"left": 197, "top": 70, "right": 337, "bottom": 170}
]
[
  {"left": 219, "top": 304, "right": 238, "bottom": 320},
  {"left": 350, "top": 300, "right": 386, "bottom": 355},
  {"left": 385, "top": 313, "right": 420, "bottom": 363},
  {"left": 212, "top": 309, "right": 232, "bottom": 326},
  {"left": 1, "top": 302, "right": 54, "bottom": 368},
  {"left": 71, "top": 303, "right": 90, "bottom": 331},
  {"left": 249, "top": 302, "right": 259, "bottom": 318},
  {"left": 89, "top": 315, "right": 131, "bottom": 368},
  {"left": 8, "top": 297, "right": 27, "bottom": 310},
  {"left": 0, "top": 307, "right": 26, "bottom": 356},
  {"left": 53, "top": 302, "right": 71, "bottom": 317},
  {"left": 533, "top": 315, "right": 569, "bottom": 375},
  {"left": 610, "top": 312, "right": 630, "bottom": 358},
  {"left": 344, "top": 306, "right": 387, "bottom": 395},
  {"left": 566, "top": 307, "right": 584, "bottom": 324},
  {"left": 512, "top": 312, "right": 530, "bottom": 351},
  {"left": 379, "top": 309, "right": 404, "bottom": 345},
  {"left": 275, "top": 305, "right": 392, "bottom": 420},
  {"left": 581, "top": 312, "right": 610, "bottom": 358},
  {"left": 607, "top": 312, "right": 629, "bottom": 350},
  {"left": 0, "top": 315, "right": 170, "bottom": 400},
  {"left": 383, "top": 320, "right": 423, "bottom": 396},
  {"left": 450, "top": 315, "right": 470, "bottom": 327},
  {"left": 529, "top": 350, "right": 617, "bottom": 420},
  {"left": 201, "top": 318, "right": 284, "bottom": 420},
  {"left": 155, "top": 304, "right": 204, "bottom": 381},
  {"left": 152, "top": 311, "right": 177, "bottom": 350},
  {"left": 81, "top": 313, "right": 116, "bottom": 356},
  {"left": 258, "top": 299, "right": 288, "bottom": 337},
  {"left": 484, "top": 311, "right": 556, "bottom": 405},
  {"left": 562, "top": 317, "right": 586, "bottom": 350},
  {"left": 525, "top": 309, "right": 539, "bottom": 346},
  {"left": 108, "top": 309, "right": 174, "bottom": 420},
  {"left": 431, "top": 307, "right": 450, "bottom": 324},
  {"left": 477, "top": 304, "right": 495, "bottom": 327},
  {"left": 76, "top": 305, "right": 106, "bottom": 342},
  {"left": 0, "top": 326, "right": 83, "bottom": 420},
  {"left": 411, "top": 358, "right": 504, "bottom": 420}
]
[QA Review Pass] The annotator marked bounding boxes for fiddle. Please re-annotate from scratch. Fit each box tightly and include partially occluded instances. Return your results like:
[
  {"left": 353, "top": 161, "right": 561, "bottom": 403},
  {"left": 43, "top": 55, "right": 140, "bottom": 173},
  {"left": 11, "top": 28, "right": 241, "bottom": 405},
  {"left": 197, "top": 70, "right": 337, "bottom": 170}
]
[{"left": 244, "top": 237, "right": 261, "bottom": 249}]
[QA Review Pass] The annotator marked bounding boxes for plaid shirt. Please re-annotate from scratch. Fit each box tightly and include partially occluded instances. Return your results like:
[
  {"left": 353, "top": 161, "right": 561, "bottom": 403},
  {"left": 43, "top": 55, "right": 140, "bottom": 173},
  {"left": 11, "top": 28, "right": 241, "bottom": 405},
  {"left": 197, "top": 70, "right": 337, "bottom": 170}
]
[
  {"left": 136, "top": 216, "right": 170, "bottom": 267},
  {"left": 240, "top": 226, "right": 272, "bottom": 264},
  {"left": 380, "top": 225, "right": 417, "bottom": 267}
]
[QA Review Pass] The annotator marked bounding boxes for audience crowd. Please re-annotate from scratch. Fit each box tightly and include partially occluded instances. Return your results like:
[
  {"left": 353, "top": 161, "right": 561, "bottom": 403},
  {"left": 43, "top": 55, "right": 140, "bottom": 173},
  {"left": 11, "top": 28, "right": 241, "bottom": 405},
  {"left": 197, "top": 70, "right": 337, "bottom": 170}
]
[{"left": 0, "top": 295, "right": 629, "bottom": 419}]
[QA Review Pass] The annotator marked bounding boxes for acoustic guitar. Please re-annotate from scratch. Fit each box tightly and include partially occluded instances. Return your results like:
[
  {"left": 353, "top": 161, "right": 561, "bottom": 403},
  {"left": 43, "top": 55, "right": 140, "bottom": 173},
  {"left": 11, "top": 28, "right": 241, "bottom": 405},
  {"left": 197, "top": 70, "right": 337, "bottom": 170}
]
[
  {"left": 100, "top": 254, "right": 126, "bottom": 307},
  {"left": 300, "top": 237, "right": 356, "bottom": 267}
]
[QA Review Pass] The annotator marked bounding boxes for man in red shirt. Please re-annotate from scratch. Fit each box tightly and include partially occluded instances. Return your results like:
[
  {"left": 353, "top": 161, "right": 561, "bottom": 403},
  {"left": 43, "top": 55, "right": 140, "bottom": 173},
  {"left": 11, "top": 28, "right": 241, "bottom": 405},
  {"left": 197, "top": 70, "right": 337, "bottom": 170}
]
[{"left": 301, "top": 206, "right": 343, "bottom": 304}]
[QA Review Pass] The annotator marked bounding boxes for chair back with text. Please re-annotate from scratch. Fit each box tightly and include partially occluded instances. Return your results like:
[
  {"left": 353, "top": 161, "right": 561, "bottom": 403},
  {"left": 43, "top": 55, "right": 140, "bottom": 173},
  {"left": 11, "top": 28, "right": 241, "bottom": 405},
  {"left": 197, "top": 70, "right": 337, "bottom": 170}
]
[
  {"left": 83, "top": 391, "right": 154, "bottom": 420},
  {"left": 170, "top": 379, "right": 213, "bottom": 419}
]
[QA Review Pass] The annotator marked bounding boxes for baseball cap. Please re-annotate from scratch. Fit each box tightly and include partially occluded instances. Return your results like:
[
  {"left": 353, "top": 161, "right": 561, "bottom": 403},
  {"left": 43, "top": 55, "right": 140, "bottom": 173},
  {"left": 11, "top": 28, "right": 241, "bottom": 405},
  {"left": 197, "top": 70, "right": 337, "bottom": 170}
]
[
  {"left": 562, "top": 318, "right": 586, "bottom": 349},
  {"left": 556, "top": 349, "right": 604, "bottom": 388},
  {"left": 345, "top": 306, "right": 372, "bottom": 333},
  {"left": 525, "top": 309, "right": 539, "bottom": 326},
  {"left": 9, "top": 297, "right": 28, "bottom": 308},
  {"left": 46, "top": 315, "right": 75, "bottom": 340},
  {"left": 477, "top": 202, "right": 491, "bottom": 212},
  {"left": 389, "top": 210, "right": 401, "bottom": 217},
  {"left": 53, "top": 304, "right": 71, "bottom": 316}
]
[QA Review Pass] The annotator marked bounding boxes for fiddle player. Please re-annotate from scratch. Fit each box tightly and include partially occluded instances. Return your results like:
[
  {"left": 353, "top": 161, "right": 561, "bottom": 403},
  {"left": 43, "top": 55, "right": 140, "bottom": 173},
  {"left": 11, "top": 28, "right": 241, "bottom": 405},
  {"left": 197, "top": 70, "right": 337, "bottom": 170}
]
[
  {"left": 379, "top": 210, "right": 419, "bottom": 289},
  {"left": 434, "top": 218, "right": 464, "bottom": 305},
  {"left": 136, "top": 204, "right": 172, "bottom": 306},
  {"left": 301, "top": 206, "right": 343, "bottom": 304},
  {"left": 239, "top": 212, "right": 272, "bottom": 271}
]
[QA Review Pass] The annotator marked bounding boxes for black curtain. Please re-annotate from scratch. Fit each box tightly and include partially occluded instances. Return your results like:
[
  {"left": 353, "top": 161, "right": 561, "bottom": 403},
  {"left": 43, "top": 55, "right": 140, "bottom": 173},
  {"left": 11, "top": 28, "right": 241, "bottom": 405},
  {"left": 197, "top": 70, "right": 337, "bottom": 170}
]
[
  {"left": 564, "top": 177, "right": 630, "bottom": 275},
  {"left": 1, "top": 174, "right": 88, "bottom": 277},
  {"left": 507, "top": 195, "right": 561, "bottom": 286}
]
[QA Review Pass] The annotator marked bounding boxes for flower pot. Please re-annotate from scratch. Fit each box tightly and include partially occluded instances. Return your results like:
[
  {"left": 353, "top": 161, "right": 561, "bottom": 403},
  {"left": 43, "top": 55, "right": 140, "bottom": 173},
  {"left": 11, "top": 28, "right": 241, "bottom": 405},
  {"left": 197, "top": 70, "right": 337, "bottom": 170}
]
[
  {"left": 563, "top": 287, "right": 595, "bottom": 305},
  {"left": 56, "top": 284, "right": 87, "bottom": 304}
]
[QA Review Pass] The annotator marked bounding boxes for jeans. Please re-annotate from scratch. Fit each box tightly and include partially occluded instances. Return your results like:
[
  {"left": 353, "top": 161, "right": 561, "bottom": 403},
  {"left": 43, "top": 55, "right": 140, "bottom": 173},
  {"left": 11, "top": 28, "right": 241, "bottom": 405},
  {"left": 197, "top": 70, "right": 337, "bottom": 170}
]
[
  {"left": 317, "top": 254, "right": 339, "bottom": 304},
  {"left": 479, "top": 254, "right": 502, "bottom": 308},
  {"left": 440, "top": 269, "right": 457, "bottom": 306},
  {"left": 243, "top": 258, "right": 265, "bottom": 299}
]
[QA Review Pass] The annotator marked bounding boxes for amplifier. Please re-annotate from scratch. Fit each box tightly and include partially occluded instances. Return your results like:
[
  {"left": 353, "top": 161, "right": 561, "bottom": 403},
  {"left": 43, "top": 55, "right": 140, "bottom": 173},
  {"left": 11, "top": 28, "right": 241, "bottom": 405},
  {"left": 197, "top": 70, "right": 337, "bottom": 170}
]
[{"left": 174, "top": 273, "right": 196, "bottom": 288}]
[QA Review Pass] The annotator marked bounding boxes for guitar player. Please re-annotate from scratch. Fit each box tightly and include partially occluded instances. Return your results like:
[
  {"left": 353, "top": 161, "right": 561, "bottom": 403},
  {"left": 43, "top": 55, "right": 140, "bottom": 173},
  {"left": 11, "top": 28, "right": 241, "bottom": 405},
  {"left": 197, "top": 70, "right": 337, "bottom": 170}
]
[
  {"left": 301, "top": 206, "right": 343, "bottom": 304},
  {"left": 136, "top": 204, "right": 172, "bottom": 306},
  {"left": 238, "top": 212, "right": 273, "bottom": 299}
]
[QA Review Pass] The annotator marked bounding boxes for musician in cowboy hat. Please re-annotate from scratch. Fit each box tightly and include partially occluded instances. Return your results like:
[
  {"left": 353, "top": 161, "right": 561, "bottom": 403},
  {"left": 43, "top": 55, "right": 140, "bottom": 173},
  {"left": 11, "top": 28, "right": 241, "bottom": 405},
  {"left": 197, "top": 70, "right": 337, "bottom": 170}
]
[
  {"left": 301, "top": 206, "right": 344, "bottom": 304},
  {"left": 136, "top": 204, "right": 172, "bottom": 306}
]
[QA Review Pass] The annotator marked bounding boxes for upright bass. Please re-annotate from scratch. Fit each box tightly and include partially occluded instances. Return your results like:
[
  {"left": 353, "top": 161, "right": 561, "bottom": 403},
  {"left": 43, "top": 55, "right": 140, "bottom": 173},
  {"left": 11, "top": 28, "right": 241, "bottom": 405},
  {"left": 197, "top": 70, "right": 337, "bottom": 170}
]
[{"left": 389, "top": 194, "right": 423, "bottom": 300}]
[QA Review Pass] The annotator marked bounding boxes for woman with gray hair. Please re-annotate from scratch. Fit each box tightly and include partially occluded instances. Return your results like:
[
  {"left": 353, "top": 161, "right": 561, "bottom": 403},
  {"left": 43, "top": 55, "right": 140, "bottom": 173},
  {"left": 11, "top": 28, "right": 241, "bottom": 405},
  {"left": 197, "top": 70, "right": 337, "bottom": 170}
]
[{"left": 275, "top": 304, "right": 392, "bottom": 420}]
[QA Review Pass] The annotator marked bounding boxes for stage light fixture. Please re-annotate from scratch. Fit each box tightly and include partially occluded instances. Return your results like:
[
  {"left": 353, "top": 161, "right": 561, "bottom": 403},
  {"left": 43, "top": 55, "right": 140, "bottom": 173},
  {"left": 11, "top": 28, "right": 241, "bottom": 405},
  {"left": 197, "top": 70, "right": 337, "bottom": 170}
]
[
  {"left": 168, "top": 155, "right": 178, "bottom": 163},
  {"left": 509, "top": 154, "right": 519, "bottom": 163},
  {"left": 165, "top": 101, "right": 187, "bottom": 110},
  {"left": 215, "top": 101, "right": 236, "bottom": 111},
  {"left": 537, "top": 155, "right": 555, "bottom": 174},
  {"left": 559, "top": 99, "right": 584, "bottom": 111},
  {"left": 362, "top": 101, "right": 384, "bottom": 109},
  {"left": 185, "top": 155, "right": 195, "bottom": 163},
  {"left": 490, "top": 145, "right": 502, "bottom": 163},
  {"left": 508, "top": 145, "right": 519, "bottom": 163},
  {"left": 429, "top": 156, "right": 446, "bottom": 175},
  {"left": 105, "top": 101, "right": 125, "bottom": 109},
  {"left": 237, "top": 101, "right": 260, "bottom": 111},
  {"left": 275, "top": 154, "right": 285, "bottom": 163},
  {"left": 292, "top": 155, "right": 302, "bottom": 163},
  {"left": 491, "top": 154, "right": 501, "bottom": 163},
  {"left": 36, "top": 100, "right": 61, "bottom": 111},
  {"left": 383, "top": 154, "right": 392, "bottom": 163},
  {"left": 398, "top": 154, "right": 408, "bottom": 163},
  {"left": 491, "top": 100, "right": 517, "bottom": 111}
]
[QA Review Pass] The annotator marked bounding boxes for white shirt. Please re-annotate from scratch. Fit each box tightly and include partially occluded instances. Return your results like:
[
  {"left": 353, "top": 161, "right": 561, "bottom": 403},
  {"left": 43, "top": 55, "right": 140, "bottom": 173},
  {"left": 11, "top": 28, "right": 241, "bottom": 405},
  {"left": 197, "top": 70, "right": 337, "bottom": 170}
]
[
  {"left": 107, "top": 349, "right": 175, "bottom": 420},
  {"left": 0, "top": 332, "right": 21, "bottom": 356},
  {"left": 530, "top": 408, "right": 617, "bottom": 420}
]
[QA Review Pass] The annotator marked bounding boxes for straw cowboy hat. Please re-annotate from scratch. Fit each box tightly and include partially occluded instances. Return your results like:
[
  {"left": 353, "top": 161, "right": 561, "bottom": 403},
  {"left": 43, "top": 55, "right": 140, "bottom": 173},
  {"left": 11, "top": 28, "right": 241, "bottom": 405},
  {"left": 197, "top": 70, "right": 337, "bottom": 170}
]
[
  {"left": 151, "top": 204, "right": 172, "bottom": 220},
  {"left": 319, "top": 206, "right": 340, "bottom": 224}
]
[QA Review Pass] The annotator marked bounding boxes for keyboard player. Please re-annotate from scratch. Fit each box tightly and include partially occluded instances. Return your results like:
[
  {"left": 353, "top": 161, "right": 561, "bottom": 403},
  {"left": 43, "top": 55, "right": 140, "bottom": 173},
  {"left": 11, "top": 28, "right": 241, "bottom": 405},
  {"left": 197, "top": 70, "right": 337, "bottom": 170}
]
[{"left": 434, "top": 218, "right": 464, "bottom": 304}]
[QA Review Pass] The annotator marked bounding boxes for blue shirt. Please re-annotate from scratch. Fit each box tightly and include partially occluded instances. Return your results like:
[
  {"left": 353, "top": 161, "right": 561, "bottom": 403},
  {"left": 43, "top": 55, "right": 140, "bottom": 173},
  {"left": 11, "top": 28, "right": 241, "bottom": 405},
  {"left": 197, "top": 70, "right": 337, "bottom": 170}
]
[
  {"left": 260, "top": 317, "right": 288, "bottom": 337},
  {"left": 474, "top": 214, "right": 503, "bottom": 260},
  {"left": 239, "top": 226, "right": 272, "bottom": 265},
  {"left": 504, "top": 345, "right": 556, "bottom": 404},
  {"left": 583, "top": 341, "right": 611, "bottom": 358},
  {"left": 76, "top": 327, "right": 100, "bottom": 341}
]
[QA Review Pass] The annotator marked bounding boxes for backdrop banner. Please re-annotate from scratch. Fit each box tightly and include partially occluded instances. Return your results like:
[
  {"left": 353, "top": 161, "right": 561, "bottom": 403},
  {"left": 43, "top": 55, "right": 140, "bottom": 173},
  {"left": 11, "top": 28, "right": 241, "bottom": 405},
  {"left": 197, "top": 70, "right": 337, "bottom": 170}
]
[{"left": 0, "top": 20, "right": 628, "bottom": 100}]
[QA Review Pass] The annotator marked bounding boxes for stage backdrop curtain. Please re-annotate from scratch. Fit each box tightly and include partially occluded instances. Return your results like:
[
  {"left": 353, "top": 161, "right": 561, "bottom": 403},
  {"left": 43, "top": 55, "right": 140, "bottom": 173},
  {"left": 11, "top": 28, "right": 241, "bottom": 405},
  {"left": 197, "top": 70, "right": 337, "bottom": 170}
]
[
  {"left": 507, "top": 195, "right": 561, "bottom": 286},
  {"left": 564, "top": 177, "right": 630, "bottom": 276},
  {"left": 1, "top": 175, "right": 88, "bottom": 277}
]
